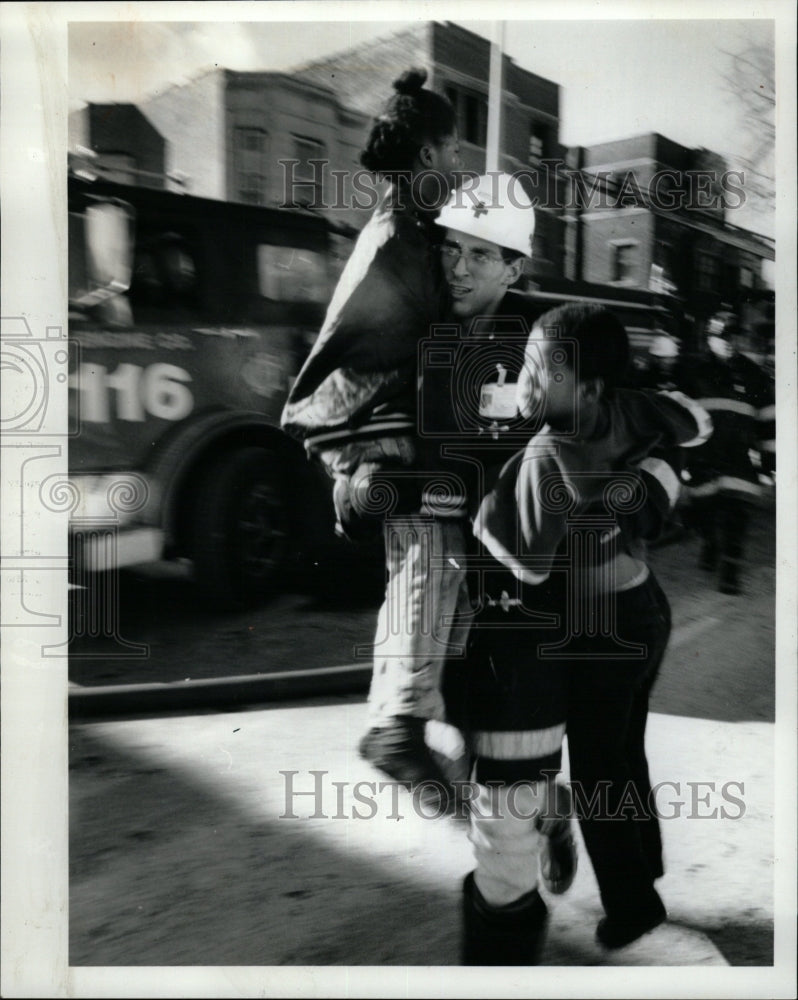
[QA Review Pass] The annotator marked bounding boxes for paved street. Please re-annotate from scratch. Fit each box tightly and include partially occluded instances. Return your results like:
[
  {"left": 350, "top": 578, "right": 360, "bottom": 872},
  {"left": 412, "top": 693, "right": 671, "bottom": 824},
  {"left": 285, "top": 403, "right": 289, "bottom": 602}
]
[
  {"left": 63, "top": 499, "right": 794, "bottom": 993},
  {"left": 69, "top": 701, "right": 773, "bottom": 970}
]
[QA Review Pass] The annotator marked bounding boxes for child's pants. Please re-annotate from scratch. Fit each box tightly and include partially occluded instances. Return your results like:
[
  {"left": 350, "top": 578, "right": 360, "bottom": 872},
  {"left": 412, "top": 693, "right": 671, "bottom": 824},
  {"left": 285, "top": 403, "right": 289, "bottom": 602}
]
[
  {"left": 318, "top": 439, "right": 472, "bottom": 726},
  {"left": 445, "top": 575, "right": 570, "bottom": 905},
  {"left": 468, "top": 782, "right": 560, "bottom": 906},
  {"left": 366, "top": 514, "right": 471, "bottom": 725}
]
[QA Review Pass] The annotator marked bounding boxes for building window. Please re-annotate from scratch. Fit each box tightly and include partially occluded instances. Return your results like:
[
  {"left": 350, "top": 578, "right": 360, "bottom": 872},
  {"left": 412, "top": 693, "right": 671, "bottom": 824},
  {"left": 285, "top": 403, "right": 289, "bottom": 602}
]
[
  {"left": 445, "top": 85, "right": 487, "bottom": 146},
  {"left": 130, "top": 232, "right": 200, "bottom": 316},
  {"left": 528, "top": 122, "right": 548, "bottom": 165},
  {"left": 239, "top": 172, "right": 266, "bottom": 205},
  {"left": 234, "top": 127, "right": 268, "bottom": 205},
  {"left": 696, "top": 250, "right": 720, "bottom": 292},
  {"left": 237, "top": 129, "right": 265, "bottom": 153},
  {"left": 740, "top": 265, "right": 753, "bottom": 288},
  {"left": 290, "top": 136, "right": 326, "bottom": 207},
  {"left": 612, "top": 242, "right": 638, "bottom": 283},
  {"left": 464, "top": 94, "right": 486, "bottom": 145}
]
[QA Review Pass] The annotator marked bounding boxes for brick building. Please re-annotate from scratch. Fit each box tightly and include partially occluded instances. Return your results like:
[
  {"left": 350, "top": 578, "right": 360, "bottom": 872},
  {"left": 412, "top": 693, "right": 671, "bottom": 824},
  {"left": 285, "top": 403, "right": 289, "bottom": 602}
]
[
  {"left": 566, "top": 132, "right": 775, "bottom": 343},
  {"left": 69, "top": 22, "right": 568, "bottom": 268},
  {"left": 67, "top": 23, "right": 774, "bottom": 338},
  {"left": 137, "top": 70, "right": 370, "bottom": 223},
  {"left": 70, "top": 73, "right": 369, "bottom": 222}
]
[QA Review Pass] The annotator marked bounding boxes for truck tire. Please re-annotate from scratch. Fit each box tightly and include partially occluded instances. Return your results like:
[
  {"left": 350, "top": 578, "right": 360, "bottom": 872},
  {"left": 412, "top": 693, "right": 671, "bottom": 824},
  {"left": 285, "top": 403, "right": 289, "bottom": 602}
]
[{"left": 191, "top": 445, "right": 290, "bottom": 609}]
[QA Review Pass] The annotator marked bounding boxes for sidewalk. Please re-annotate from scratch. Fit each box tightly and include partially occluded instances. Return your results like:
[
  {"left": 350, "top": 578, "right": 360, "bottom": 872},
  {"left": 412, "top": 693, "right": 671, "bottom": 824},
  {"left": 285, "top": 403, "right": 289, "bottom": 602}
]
[{"left": 69, "top": 694, "right": 775, "bottom": 969}]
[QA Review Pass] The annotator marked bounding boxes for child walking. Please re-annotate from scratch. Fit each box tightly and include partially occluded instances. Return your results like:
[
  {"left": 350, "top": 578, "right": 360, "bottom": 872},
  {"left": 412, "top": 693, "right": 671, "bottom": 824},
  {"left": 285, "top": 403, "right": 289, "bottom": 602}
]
[{"left": 453, "top": 303, "right": 712, "bottom": 963}]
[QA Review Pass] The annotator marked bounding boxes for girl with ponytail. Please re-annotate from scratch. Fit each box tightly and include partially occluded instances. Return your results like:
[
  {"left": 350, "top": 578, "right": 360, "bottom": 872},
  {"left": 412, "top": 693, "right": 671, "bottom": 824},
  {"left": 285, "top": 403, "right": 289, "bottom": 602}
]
[
  {"left": 281, "top": 69, "right": 465, "bottom": 806},
  {"left": 359, "top": 68, "right": 461, "bottom": 206}
]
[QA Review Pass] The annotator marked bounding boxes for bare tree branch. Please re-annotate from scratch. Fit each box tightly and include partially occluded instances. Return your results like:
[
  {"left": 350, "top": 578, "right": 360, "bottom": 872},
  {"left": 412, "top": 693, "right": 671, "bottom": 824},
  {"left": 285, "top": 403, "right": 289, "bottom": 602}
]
[{"left": 719, "top": 38, "right": 775, "bottom": 210}]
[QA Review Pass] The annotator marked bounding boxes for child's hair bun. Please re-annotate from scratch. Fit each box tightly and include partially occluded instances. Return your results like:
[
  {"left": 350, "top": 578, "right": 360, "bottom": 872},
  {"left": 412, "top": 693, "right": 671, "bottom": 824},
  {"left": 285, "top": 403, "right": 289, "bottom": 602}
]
[{"left": 392, "top": 68, "right": 428, "bottom": 95}]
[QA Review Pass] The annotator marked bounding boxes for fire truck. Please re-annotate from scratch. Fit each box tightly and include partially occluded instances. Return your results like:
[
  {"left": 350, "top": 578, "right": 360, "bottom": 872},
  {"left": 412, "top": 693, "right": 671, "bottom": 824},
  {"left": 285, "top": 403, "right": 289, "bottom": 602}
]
[
  {"left": 68, "top": 170, "right": 351, "bottom": 609},
  {"left": 522, "top": 274, "right": 686, "bottom": 369}
]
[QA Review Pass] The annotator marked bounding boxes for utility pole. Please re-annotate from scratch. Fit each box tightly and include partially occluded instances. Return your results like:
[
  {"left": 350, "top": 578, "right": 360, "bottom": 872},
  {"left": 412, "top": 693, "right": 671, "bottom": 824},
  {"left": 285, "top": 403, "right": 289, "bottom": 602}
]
[{"left": 485, "top": 21, "right": 504, "bottom": 172}]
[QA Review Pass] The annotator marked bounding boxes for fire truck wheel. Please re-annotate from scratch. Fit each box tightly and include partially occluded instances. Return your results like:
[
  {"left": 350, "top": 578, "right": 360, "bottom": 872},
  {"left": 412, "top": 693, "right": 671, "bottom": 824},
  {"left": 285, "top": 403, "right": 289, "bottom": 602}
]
[{"left": 191, "top": 445, "right": 290, "bottom": 609}]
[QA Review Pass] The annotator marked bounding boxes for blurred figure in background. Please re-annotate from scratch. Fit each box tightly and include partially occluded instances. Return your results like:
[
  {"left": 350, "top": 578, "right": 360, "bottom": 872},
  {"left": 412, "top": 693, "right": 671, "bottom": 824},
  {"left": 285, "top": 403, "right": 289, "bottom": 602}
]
[
  {"left": 281, "top": 69, "right": 465, "bottom": 803},
  {"left": 630, "top": 332, "right": 692, "bottom": 548},
  {"left": 679, "top": 312, "right": 775, "bottom": 595},
  {"left": 644, "top": 332, "right": 682, "bottom": 392}
]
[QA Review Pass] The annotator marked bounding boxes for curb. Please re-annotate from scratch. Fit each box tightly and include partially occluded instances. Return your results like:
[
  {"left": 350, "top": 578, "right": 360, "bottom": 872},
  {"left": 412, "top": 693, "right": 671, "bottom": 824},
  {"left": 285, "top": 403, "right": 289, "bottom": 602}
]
[{"left": 68, "top": 663, "right": 372, "bottom": 718}]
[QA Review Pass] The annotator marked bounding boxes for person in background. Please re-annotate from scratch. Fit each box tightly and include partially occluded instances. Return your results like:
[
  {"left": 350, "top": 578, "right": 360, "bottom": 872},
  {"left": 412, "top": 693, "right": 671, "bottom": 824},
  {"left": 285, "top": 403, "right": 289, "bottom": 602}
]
[
  {"left": 629, "top": 332, "right": 691, "bottom": 548},
  {"left": 280, "top": 69, "right": 465, "bottom": 804},
  {"left": 643, "top": 332, "right": 682, "bottom": 391},
  {"left": 678, "top": 311, "right": 775, "bottom": 594}
]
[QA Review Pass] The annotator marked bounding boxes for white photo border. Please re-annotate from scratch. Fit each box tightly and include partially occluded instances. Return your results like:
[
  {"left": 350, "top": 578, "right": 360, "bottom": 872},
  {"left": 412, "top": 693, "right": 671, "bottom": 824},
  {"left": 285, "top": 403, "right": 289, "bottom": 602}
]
[{"left": 1, "top": 1, "right": 796, "bottom": 997}]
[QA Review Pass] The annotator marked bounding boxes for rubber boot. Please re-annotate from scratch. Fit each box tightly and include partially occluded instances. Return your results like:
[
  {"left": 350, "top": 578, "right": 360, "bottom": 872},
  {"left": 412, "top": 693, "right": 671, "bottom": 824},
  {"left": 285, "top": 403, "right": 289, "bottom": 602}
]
[
  {"left": 358, "top": 715, "right": 452, "bottom": 812},
  {"left": 461, "top": 872, "right": 548, "bottom": 966},
  {"left": 596, "top": 889, "right": 666, "bottom": 948}
]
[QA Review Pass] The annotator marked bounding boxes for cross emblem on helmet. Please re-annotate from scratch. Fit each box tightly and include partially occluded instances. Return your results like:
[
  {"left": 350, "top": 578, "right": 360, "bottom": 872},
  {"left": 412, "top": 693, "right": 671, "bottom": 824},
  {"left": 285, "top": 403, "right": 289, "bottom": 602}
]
[{"left": 472, "top": 201, "right": 489, "bottom": 218}]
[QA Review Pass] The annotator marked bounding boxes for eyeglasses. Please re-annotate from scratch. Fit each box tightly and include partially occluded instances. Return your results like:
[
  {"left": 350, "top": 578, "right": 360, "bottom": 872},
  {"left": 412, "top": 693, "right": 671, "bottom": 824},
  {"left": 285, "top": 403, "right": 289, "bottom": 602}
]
[{"left": 440, "top": 242, "right": 506, "bottom": 270}]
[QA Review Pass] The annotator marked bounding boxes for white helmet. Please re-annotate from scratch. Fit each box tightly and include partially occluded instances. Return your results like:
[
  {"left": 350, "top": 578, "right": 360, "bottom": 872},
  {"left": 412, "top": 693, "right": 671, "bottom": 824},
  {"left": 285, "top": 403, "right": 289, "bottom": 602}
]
[
  {"left": 435, "top": 172, "right": 536, "bottom": 258},
  {"left": 649, "top": 334, "right": 680, "bottom": 359}
]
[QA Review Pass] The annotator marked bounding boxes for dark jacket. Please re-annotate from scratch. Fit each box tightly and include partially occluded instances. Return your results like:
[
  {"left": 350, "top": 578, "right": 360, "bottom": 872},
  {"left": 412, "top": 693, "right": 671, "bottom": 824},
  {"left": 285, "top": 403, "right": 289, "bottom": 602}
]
[
  {"left": 677, "top": 350, "right": 775, "bottom": 497},
  {"left": 280, "top": 182, "right": 446, "bottom": 456},
  {"left": 419, "top": 290, "right": 543, "bottom": 441},
  {"left": 417, "top": 290, "right": 545, "bottom": 503},
  {"left": 472, "top": 388, "right": 713, "bottom": 586}
]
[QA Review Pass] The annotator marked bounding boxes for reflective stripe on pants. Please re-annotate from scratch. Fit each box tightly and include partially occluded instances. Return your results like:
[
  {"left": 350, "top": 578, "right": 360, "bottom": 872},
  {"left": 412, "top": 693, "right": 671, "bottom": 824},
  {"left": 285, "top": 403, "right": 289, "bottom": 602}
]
[{"left": 468, "top": 782, "right": 548, "bottom": 907}]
